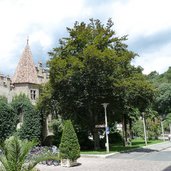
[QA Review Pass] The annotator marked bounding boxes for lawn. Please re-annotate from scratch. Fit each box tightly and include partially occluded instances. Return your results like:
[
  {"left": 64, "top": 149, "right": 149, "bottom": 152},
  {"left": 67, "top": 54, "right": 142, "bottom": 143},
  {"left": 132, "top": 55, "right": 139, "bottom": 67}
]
[{"left": 81, "top": 138, "right": 163, "bottom": 154}]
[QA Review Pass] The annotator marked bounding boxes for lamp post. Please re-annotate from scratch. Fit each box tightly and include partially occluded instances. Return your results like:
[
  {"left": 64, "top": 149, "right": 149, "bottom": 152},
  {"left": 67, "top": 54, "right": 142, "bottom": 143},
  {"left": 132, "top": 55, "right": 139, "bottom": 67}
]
[
  {"left": 142, "top": 112, "right": 147, "bottom": 146},
  {"left": 102, "top": 103, "right": 109, "bottom": 153},
  {"left": 160, "top": 116, "right": 165, "bottom": 141},
  {"left": 161, "top": 120, "right": 165, "bottom": 141}
]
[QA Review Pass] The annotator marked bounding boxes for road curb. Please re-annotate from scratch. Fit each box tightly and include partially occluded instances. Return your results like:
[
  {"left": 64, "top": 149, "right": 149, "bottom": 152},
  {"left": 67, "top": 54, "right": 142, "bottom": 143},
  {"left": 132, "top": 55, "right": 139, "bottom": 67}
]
[
  {"left": 81, "top": 141, "right": 171, "bottom": 159},
  {"left": 81, "top": 152, "right": 119, "bottom": 158}
]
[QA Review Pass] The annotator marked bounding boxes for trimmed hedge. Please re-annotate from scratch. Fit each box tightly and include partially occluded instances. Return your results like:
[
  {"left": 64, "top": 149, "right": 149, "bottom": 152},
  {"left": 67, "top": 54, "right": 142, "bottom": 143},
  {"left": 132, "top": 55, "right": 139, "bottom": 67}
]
[
  {"left": 59, "top": 120, "right": 80, "bottom": 161},
  {"left": 0, "top": 97, "right": 16, "bottom": 142}
]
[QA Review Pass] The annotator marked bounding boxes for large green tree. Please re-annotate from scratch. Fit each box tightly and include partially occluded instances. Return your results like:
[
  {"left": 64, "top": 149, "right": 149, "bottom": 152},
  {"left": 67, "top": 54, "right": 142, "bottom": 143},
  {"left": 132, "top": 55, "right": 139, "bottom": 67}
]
[{"left": 48, "top": 19, "right": 155, "bottom": 149}]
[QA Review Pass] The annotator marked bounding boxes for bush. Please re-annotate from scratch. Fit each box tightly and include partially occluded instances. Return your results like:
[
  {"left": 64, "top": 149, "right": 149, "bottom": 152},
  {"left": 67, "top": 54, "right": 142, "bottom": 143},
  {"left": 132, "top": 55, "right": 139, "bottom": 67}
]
[
  {"left": 59, "top": 120, "right": 80, "bottom": 161},
  {"left": 11, "top": 94, "right": 41, "bottom": 141},
  {"left": 132, "top": 118, "right": 161, "bottom": 140},
  {"left": 109, "top": 132, "right": 124, "bottom": 144},
  {"left": 76, "top": 130, "right": 94, "bottom": 150},
  {"left": 49, "top": 118, "right": 63, "bottom": 146},
  {"left": 0, "top": 97, "right": 16, "bottom": 142}
]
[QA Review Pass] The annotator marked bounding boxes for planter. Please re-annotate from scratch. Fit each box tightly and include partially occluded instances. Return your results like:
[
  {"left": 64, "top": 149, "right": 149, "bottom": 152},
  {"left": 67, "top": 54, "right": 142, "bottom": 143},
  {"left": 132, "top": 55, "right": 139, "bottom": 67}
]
[{"left": 61, "top": 159, "right": 77, "bottom": 167}]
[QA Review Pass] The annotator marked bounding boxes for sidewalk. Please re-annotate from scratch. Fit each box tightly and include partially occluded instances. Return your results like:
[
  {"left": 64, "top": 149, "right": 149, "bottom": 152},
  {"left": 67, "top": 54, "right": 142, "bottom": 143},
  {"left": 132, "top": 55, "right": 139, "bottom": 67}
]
[{"left": 36, "top": 141, "right": 171, "bottom": 171}]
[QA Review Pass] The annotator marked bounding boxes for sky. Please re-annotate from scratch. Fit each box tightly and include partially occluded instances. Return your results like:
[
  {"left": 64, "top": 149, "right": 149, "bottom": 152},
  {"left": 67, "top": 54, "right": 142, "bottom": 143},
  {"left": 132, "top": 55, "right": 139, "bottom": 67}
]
[{"left": 1, "top": 0, "right": 171, "bottom": 76}]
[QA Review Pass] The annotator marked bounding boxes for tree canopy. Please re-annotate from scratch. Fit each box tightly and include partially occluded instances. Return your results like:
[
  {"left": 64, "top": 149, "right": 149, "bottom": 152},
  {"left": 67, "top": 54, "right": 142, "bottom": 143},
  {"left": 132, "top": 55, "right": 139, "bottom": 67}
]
[{"left": 48, "top": 19, "right": 155, "bottom": 148}]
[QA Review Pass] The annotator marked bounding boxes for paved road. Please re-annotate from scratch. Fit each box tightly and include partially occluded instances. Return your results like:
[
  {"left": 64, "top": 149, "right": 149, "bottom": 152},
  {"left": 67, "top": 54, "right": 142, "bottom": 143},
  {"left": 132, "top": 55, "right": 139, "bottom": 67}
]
[
  {"left": 36, "top": 142, "right": 171, "bottom": 171},
  {"left": 110, "top": 141, "right": 171, "bottom": 161}
]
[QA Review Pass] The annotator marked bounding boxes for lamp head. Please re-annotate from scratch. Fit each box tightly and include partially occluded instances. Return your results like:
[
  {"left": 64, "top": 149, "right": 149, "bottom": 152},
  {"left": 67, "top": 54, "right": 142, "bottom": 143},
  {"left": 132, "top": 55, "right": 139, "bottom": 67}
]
[{"left": 101, "top": 103, "right": 109, "bottom": 108}]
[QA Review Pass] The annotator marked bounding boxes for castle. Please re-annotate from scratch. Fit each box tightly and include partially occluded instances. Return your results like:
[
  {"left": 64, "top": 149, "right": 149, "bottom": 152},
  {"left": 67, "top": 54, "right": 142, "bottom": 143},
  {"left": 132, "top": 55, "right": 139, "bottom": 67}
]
[
  {"left": 0, "top": 39, "right": 56, "bottom": 142},
  {"left": 0, "top": 39, "right": 49, "bottom": 103}
]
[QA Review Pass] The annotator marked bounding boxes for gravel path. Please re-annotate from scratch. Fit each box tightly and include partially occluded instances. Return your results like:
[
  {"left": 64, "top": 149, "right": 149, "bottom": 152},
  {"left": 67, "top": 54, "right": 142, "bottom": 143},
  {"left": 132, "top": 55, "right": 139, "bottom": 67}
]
[
  {"left": 36, "top": 157, "right": 171, "bottom": 171},
  {"left": 36, "top": 142, "right": 171, "bottom": 171}
]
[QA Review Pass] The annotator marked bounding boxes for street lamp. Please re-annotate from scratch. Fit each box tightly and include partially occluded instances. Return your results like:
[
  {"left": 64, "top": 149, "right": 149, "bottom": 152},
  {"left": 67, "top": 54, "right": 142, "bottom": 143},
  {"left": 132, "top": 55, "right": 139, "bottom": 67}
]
[
  {"left": 161, "top": 120, "right": 165, "bottom": 141},
  {"left": 101, "top": 103, "right": 109, "bottom": 153},
  {"left": 142, "top": 112, "right": 147, "bottom": 146},
  {"left": 160, "top": 115, "right": 165, "bottom": 141}
]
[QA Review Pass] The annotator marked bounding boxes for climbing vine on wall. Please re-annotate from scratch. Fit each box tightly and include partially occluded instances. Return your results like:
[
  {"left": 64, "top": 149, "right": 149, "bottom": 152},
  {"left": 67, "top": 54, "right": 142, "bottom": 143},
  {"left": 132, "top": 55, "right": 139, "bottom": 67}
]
[{"left": 11, "top": 94, "right": 41, "bottom": 141}]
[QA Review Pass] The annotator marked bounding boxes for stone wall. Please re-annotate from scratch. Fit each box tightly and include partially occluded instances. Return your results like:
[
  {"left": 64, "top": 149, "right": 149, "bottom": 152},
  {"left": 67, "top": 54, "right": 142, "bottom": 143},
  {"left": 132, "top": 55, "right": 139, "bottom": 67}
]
[
  {"left": 0, "top": 74, "right": 12, "bottom": 102},
  {"left": 0, "top": 63, "right": 49, "bottom": 103}
]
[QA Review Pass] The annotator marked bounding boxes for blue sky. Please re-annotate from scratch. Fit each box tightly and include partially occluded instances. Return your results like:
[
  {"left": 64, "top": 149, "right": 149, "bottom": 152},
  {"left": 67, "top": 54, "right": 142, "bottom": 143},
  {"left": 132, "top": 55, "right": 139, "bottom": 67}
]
[{"left": 1, "top": 0, "right": 171, "bottom": 75}]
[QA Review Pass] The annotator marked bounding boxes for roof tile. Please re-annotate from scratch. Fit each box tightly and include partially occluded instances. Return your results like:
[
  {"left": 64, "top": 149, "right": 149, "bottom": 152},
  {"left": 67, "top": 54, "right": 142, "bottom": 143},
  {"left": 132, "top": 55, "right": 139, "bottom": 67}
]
[{"left": 12, "top": 43, "right": 38, "bottom": 84}]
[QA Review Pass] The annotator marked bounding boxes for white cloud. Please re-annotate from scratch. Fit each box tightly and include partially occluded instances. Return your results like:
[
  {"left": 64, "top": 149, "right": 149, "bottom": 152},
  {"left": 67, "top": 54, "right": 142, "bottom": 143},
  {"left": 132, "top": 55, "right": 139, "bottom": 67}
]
[
  {"left": 0, "top": 0, "right": 89, "bottom": 75},
  {"left": 0, "top": 0, "right": 171, "bottom": 75},
  {"left": 30, "top": 31, "right": 52, "bottom": 48},
  {"left": 133, "top": 42, "right": 171, "bottom": 74},
  {"left": 112, "top": 0, "right": 171, "bottom": 38}
]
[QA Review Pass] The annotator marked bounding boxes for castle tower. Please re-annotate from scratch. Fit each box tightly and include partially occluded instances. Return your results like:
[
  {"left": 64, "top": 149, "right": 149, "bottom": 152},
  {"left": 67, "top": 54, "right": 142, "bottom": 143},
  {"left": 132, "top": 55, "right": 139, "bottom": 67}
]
[{"left": 12, "top": 39, "right": 39, "bottom": 104}]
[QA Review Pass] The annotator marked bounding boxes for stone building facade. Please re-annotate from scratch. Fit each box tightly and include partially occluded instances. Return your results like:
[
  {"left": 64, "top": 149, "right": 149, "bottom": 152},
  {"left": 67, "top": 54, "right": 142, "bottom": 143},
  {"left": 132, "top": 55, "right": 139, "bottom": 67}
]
[
  {"left": 0, "top": 40, "right": 54, "bottom": 142},
  {"left": 0, "top": 40, "right": 49, "bottom": 103}
]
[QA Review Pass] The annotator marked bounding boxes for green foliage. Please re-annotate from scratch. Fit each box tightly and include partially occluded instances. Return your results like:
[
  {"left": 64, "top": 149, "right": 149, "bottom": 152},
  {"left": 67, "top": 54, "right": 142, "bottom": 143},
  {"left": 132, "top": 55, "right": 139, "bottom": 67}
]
[
  {"left": 132, "top": 120, "right": 144, "bottom": 138},
  {"left": 49, "top": 118, "right": 63, "bottom": 146},
  {"left": 155, "top": 83, "right": 171, "bottom": 115},
  {"left": 47, "top": 18, "right": 155, "bottom": 149},
  {"left": 133, "top": 110, "right": 161, "bottom": 140},
  {"left": 59, "top": 120, "right": 80, "bottom": 161},
  {"left": 146, "top": 117, "right": 161, "bottom": 140},
  {"left": 36, "top": 83, "right": 59, "bottom": 143},
  {"left": 163, "top": 113, "right": 171, "bottom": 131},
  {"left": 76, "top": 129, "right": 94, "bottom": 150},
  {"left": 11, "top": 94, "right": 41, "bottom": 141},
  {"left": 37, "top": 83, "right": 58, "bottom": 117},
  {"left": 0, "top": 136, "right": 59, "bottom": 171},
  {"left": 0, "top": 97, "right": 16, "bottom": 142},
  {"left": 147, "top": 67, "right": 171, "bottom": 85},
  {"left": 109, "top": 132, "right": 124, "bottom": 144}
]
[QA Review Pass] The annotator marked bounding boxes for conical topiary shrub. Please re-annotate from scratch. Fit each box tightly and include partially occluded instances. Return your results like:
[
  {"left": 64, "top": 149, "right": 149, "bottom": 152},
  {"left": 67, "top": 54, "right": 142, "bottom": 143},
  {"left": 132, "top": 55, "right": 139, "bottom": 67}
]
[{"left": 59, "top": 120, "right": 80, "bottom": 167}]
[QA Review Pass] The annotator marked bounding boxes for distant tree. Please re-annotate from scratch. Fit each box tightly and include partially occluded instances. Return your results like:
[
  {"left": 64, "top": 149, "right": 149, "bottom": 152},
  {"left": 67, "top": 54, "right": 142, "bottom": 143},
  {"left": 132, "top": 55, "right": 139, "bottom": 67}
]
[
  {"left": 164, "top": 113, "right": 171, "bottom": 131},
  {"left": 132, "top": 109, "right": 160, "bottom": 140},
  {"left": 154, "top": 83, "right": 171, "bottom": 116}
]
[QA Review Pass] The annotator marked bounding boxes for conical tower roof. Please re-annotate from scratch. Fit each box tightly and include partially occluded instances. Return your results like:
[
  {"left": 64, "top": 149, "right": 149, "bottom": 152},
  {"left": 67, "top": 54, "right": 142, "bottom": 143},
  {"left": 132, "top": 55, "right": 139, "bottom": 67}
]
[{"left": 12, "top": 39, "right": 38, "bottom": 84}]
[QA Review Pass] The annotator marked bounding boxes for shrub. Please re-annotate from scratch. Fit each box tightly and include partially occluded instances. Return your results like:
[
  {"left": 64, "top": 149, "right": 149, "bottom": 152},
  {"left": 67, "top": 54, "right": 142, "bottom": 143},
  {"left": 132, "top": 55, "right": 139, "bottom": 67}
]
[
  {"left": 0, "top": 97, "right": 16, "bottom": 142},
  {"left": 76, "top": 130, "right": 94, "bottom": 150},
  {"left": 109, "top": 132, "right": 124, "bottom": 144},
  {"left": 11, "top": 94, "right": 41, "bottom": 141},
  {"left": 49, "top": 118, "right": 63, "bottom": 146},
  {"left": 59, "top": 120, "right": 80, "bottom": 161},
  {"left": 0, "top": 135, "right": 59, "bottom": 171}
]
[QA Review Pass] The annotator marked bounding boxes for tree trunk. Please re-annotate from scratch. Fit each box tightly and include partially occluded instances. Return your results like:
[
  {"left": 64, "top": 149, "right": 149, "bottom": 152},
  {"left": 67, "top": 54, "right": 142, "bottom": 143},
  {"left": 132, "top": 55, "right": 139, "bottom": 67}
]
[
  {"left": 88, "top": 106, "right": 100, "bottom": 150},
  {"left": 122, "top": 113, "right": 128, "bottom": 146},
  {"left": 129, "top": 118, "right": 133, "bottom": 139},
  {"left": 93, "top": 128, "right": 100, "bottom": 150}
]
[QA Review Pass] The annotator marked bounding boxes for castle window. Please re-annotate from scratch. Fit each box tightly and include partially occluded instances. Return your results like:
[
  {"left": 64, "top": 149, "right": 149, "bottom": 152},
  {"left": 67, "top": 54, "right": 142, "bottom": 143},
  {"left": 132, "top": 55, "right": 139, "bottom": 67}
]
[{"left": 30, "top": 90, "right": 36, "bottom": 100}]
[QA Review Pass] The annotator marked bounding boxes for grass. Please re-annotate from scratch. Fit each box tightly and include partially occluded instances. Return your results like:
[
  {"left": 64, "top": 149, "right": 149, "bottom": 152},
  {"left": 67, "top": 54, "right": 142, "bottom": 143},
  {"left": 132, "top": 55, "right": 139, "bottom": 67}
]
[{"left": 81, "top": 138, "right": 163, "bottom": 154}]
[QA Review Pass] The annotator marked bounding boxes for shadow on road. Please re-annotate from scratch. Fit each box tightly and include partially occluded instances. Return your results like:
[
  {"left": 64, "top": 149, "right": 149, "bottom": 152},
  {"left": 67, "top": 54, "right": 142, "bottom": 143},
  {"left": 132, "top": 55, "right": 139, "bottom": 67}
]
[
  {"left": 120, "top": 148, "right": 158, "bottom": 154},
  {"left": 162, "top": 165, "right": 171, "bottom": 171}
]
